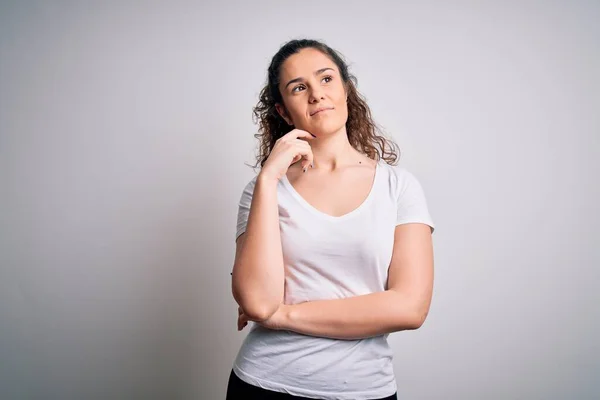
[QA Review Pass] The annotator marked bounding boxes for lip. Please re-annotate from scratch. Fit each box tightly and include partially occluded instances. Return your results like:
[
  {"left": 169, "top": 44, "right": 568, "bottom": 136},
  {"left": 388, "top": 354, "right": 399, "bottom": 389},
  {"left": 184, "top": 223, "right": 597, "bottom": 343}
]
[{"left": 310, "top": 107, "right": 334, "bottom": 116}]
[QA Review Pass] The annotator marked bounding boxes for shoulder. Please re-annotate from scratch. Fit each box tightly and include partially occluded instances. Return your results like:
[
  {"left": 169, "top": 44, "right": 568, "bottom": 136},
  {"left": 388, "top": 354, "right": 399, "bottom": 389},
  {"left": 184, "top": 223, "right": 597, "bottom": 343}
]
[
  {"left": 246, "top": 174, "right": 259, "bottom": 188},
  {"left": 240, "top": 174, "right": 259, "bottom": 192},
  {"left": 387, "top": 162, "right": 417, "bottom": 180},
  {"left": 378, "top": 161, "right": 421, "bottom": 197},
  {"left": 237, "top": 174, "right": 260, "bottom": 206},
  {"left": 238, "top": 172, "right": 285, "bottom": 200}
]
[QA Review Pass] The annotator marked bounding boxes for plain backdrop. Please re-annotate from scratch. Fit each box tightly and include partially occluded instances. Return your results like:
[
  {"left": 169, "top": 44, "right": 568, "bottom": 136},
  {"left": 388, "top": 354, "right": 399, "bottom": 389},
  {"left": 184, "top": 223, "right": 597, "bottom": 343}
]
[{"left": 1, "top": 1, "right": 598, "bottom": 399}]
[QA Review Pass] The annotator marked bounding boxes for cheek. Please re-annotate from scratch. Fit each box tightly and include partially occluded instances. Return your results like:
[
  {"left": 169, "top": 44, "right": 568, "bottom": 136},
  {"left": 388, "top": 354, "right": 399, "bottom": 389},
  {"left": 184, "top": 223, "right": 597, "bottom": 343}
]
[
  {"left": 335, "top": 92, "right": 348, "bottom": 109},
  {"left": 337, "top": 100, "right": 348, "bottom": 117},
  {"left": 287, "top": 100, "right": 306, "bottom": 118}
]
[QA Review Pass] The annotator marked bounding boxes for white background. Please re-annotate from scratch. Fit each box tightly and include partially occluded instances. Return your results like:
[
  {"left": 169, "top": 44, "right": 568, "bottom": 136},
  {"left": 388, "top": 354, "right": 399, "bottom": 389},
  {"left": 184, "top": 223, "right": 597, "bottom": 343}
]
[{"left": 1, "top": 1, "right": 598, "bottom": 399}]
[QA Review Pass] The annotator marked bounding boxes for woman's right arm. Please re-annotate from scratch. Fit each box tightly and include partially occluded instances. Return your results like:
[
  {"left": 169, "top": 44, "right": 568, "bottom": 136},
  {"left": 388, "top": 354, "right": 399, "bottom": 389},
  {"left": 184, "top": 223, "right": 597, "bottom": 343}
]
[
  {"left": 231, "top": 174, "right": 284, "bottom": 322},
  {"left": 231, "top": 129, "right": 315, "bottom": 322}
]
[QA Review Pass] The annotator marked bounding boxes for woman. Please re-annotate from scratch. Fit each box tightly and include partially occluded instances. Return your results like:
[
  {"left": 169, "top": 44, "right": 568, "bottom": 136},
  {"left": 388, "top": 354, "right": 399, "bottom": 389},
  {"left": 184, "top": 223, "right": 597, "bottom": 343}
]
[{"left": 227, "top": 38, "right": 435, "bottom": 400}]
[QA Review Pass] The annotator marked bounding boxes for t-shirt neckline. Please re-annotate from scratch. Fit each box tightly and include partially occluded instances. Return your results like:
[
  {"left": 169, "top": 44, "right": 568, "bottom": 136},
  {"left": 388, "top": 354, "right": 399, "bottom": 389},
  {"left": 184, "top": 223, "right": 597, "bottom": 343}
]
[{"left": 281, "top": 159, "right": 381, "bottom": 222}]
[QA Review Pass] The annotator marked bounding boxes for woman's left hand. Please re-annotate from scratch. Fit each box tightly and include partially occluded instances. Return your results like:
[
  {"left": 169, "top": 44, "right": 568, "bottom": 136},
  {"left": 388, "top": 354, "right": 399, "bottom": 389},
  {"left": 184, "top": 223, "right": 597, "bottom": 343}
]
[{"left": 238, "top": 304, "right": 289, "bottom": 331}]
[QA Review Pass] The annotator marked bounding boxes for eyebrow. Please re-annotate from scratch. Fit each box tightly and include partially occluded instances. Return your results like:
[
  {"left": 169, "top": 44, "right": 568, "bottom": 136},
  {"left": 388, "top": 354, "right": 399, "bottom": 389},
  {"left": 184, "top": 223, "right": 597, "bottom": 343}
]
[{"left": 284, "top": 67, "right": 335, "bottom": 89}]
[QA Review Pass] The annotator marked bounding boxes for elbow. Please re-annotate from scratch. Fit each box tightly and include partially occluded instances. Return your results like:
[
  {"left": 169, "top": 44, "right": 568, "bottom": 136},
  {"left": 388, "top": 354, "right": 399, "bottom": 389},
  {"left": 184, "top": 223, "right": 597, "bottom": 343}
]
[
  {"left": 390, "top": 289, "right": 429, "bottom": 330},
  {"left": 244, "top": 303, "right": 278, "bottom": 322},
  {"left": 231, "top": 285, "right": 279, "bottom": 322},
  {"left": 235, "top": 296, "right": 278, "bottom": 322},
  {"left": 231, "top": 265, "right": 282, "bottom": 322},
  {"left": 409, "top": 308, "right": 429, "bottom": 330}
]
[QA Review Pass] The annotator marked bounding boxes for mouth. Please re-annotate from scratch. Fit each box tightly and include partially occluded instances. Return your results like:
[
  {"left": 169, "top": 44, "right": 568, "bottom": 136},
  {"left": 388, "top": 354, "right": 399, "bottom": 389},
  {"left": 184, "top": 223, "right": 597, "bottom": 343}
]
[
  {"left": 310, "top": 107, "right": 333, "bottom": 116},
  {"left": 310, "top": 108, "right": 333, "bottom": 117}
]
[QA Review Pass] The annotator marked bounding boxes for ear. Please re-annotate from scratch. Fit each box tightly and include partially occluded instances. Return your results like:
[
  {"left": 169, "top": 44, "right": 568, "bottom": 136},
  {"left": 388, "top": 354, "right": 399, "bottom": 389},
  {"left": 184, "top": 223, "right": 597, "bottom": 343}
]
[{"left": 275, "top": 103, "right": 293, "bottom": 126}]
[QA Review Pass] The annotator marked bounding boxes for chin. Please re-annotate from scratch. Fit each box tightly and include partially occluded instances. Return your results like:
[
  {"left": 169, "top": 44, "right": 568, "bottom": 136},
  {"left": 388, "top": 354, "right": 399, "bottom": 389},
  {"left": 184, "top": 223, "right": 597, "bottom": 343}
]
[{"left": 310, "top": 122, "right": 346, "bottom": 136}]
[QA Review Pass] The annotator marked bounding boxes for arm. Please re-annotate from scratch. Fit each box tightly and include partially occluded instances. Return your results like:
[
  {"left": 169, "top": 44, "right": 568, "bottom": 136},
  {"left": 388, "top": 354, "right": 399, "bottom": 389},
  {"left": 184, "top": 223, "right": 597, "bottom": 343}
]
[
  {"left": 231, "top": 175, "right": 284, "bottom": 321},
  {"left": 279, "top": 223, "right": 434, "bottom": 340}
]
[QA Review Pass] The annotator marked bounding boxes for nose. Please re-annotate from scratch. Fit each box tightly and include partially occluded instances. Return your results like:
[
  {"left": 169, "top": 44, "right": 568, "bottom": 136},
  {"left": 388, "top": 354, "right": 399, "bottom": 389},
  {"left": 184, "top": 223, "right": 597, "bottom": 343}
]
[{"left": 309, "top": 87, "right": 325, "bottom": 103}]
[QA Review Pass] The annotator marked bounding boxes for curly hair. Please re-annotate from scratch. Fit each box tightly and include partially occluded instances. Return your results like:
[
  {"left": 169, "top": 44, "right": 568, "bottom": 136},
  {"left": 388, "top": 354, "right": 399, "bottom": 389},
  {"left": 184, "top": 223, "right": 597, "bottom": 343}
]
[{"left": 250, "top": 38, "right": 400, "bottom": 170}]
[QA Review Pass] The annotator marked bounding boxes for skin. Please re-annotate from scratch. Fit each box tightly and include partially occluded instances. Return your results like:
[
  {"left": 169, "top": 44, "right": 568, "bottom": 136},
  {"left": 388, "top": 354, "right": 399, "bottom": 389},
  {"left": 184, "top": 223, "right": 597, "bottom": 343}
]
[
  {"left": 236, "top": 48, "right": 434, "bottom": 338},
  {"left": 274, "top": 47, "right": 380, "bottom": 223},
  {"left": 274, "top": 47, "right": 363, "bottom": 171}
]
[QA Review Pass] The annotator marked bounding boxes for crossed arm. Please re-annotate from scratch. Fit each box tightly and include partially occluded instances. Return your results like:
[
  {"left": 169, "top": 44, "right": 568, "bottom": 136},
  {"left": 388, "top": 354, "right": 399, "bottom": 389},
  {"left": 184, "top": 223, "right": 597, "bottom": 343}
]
[{"left": 237, "top": 222, "right": 434, "bottom": 340}]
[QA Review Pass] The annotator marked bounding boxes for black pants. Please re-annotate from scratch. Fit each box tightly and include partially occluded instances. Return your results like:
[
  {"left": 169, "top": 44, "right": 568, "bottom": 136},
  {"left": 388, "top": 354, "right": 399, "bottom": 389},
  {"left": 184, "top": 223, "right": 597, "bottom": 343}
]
[{"left": 226, "top": 369, "right": 398, "bottom": 400}]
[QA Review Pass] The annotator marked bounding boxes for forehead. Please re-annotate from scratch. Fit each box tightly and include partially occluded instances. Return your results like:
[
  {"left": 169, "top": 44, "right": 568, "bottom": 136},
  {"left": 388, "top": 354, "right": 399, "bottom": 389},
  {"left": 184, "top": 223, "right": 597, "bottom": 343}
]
[{"left": 280, "top": 48, "right": 338, "bottom": 78}]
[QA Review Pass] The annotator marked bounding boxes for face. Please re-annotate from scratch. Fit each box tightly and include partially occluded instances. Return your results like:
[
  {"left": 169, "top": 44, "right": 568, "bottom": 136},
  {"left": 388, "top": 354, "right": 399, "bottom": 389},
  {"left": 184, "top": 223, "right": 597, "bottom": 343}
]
[{"left": 275, "top": 48, "right": 348, "bottom": 136}]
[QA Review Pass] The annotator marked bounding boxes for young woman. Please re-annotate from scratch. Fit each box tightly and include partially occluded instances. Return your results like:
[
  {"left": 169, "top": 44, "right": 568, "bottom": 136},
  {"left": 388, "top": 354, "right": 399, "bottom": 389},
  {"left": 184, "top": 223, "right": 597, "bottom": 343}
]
[{"left": 227, "top": 38, "right": 435, "bottom": 400}]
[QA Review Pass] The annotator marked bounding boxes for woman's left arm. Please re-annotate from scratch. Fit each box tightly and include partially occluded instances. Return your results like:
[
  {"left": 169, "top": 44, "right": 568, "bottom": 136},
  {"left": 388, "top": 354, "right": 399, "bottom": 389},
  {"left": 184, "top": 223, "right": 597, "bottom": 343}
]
[{"left": 264, "top": 223, "right": 434, "bottom": 340}]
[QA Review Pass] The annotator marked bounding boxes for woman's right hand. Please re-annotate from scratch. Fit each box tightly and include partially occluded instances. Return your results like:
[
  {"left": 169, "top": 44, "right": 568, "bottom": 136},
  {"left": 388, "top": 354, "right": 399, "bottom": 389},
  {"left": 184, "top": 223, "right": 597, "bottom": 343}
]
[{"left": 259, "top": 129, "right": 316, "bottom": 182}]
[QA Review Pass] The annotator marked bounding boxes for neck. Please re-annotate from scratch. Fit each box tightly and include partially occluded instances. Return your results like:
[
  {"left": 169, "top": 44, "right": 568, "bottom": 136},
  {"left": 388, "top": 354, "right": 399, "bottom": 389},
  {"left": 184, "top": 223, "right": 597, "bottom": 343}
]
[{"left": 309, "top": 126, "right": 364, "bottom": 171}]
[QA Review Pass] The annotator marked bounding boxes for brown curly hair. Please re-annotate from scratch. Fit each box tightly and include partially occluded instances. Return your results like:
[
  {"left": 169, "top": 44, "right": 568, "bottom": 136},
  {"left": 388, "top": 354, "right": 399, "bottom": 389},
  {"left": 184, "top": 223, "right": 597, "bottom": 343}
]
[{"left": 250, "top": 38, "right": 400, "bottom": 170}]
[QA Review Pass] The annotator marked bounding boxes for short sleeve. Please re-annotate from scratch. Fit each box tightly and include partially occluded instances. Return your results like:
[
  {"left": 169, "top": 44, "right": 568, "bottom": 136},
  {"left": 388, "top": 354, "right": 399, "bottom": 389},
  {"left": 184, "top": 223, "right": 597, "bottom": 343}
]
[
  {"left": 235, "top": 175, "right": 258, "bottom": 242},
  {"left": 396, "top": 169, "right": 435, "bottom": 234}
]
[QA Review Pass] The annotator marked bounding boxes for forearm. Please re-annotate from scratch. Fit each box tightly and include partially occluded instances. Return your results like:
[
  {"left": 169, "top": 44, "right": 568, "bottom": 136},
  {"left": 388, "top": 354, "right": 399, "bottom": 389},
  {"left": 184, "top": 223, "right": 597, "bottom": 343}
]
[
  {"left": 232, "top": 175, "right": 284, "bottom": 320},
  {"left": 281, "top": 290, "right": 422, "bottom": 340}
]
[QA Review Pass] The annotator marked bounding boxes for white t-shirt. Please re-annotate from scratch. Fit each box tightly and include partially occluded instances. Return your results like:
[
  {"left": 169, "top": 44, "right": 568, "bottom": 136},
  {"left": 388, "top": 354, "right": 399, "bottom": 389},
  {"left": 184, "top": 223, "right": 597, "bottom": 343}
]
[{"left": 233, "top": 159, "right": 435, "bottom": 400}]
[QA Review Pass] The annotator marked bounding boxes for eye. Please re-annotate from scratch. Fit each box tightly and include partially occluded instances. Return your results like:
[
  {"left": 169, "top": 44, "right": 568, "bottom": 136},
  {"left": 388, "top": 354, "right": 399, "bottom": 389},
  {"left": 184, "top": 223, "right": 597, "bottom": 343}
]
[{"left": 291, "top": 76, "right": 334, "bottom": 93}]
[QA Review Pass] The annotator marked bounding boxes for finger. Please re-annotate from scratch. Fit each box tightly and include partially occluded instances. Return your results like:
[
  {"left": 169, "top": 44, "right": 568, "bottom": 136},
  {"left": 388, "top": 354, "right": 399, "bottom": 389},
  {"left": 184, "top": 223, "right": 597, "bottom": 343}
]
[
  {"left": 238, "top": 314, "right": 248, "bottom": 330},
  {"left": 293, "top": 143, "right": 314, "bottom": 171},
  {"left": 292, "top": 139, "right": 313, "bottom": 147},
  {"left": 237, "top": 308, "right": 244, "bottom": 330},
  {"left": 288, "top": 129, "right": 316, "bottom": 141},
  {"left": 291, "top": 143, "right": 312, "bottom": 169}
]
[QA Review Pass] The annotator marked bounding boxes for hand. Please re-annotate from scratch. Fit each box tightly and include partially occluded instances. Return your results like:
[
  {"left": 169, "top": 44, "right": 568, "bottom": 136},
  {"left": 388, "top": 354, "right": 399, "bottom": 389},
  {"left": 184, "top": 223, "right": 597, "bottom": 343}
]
[
  {"left": 258, "top": 129, "right": 316, "bottom": 183},
  {"left": 237, "top": 304, "right": 289, "bottom": 331},
  {"left": 237, "top": 306, "right": 248, "bottom": 331}
]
